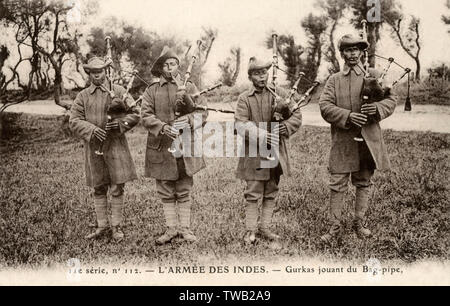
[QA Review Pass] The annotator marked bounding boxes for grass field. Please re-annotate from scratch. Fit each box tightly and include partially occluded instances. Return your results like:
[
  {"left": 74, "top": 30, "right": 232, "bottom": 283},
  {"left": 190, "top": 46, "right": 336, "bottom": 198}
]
[{"left": 0, "top": 113, "right": 449, "bottom": 268}]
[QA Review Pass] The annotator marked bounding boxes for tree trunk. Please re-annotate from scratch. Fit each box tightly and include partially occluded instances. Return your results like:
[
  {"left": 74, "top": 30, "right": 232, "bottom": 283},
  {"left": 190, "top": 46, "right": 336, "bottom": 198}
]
[
  {"left": 27, "top": 68, "right": 33, "bottom": 100},
  {"left": 53, "top": 68, "right": 70, "bottom": 110},
  {"left": 54, "top": 71, "right": 62, "bottom": 105},
  {"left": 329, "top": 22, "right": 340, "bottom": 73},
  {"left": 231, "top": 49, "right": 241, "bottom": 86},
  {"left": 0, "top": 112, "right": 3, "bottom": 140},
  {"left": 0, "top": 75, "right": 5, "bottom": 96},
  {"left": 60, "top": 76, "right": 66, "bottom": 96},
  {"left": 415, "top": 58, "right": 421, "bottom": 81},
  {"left": 368, "top": 32, "right": 377, "bottom": 67}
]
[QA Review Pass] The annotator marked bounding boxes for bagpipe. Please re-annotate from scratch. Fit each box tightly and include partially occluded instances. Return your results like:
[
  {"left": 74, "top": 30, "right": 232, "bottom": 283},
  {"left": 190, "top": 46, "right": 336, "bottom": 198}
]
[
  {"left": 267, "top": 33, "right": 321, "bottom": 123},
  {"left": 354, "top": 20, "right": 412, "bottom": 142},
  {"left": 95, "top": 36, "right": 143, "bottom": 155},
  {"left": 171, "top": 41, "right": 234, "bottom": 117},
  {"left": 168, "top": 41, "right": 232, "bottom": 154},
  {"left": 257, "top": 33, "right": 321, "bottom": 164},
  {"left": 172, "top": 40, "right": 203, "bottom": 117}
]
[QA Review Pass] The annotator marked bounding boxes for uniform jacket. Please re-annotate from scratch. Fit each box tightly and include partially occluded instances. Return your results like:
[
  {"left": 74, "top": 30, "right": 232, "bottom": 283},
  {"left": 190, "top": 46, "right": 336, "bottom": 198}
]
[
  {"left": 69, "top": 82, "right": 140, "bottom": 188},
  {"left": 319, "top": 64, "right": 397, "bottom": 174},
  {"left": 234, "top": 84, "right": 302, "bottom": 181},
  {"left": 141, "top": 74, "right": 207, "bottom": 181}
]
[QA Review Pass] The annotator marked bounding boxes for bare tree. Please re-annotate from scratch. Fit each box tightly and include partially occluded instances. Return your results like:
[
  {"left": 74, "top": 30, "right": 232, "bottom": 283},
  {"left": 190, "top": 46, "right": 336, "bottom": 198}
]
[
  {"left": 0, "top": 45, "right": 10, "bottom": 93},
  {"left": 0, "top": 24, "right": 33, "bottom": 100},
  {"left": 1, "top": 0, "right": 98, "bottom": 109},
  {"left": 218, "top": 47, "right": 241, "bottom": 87},
  {"left": 0, "top": 36, "right": 31, "bottom": 138},
  {"left": 316, "top": 0, "right": 346, "bottom": 73},
  {"left": 195, "top": 27, "right": 217, "bottom": 87},
  {"left": 347, "top": 0, "right": 403, "bottom": 67},
  {"left": 2, "top": 0, "right": 54, "bottom": 97},
  {"left": 230, "top": 47, "right": 241, "bottom": 86},
  {"left": 387, "top": 15, "right": 422, "bottom": 80},
  {"left": 25, "top": 4, "right": 48, "bottom": 95}
]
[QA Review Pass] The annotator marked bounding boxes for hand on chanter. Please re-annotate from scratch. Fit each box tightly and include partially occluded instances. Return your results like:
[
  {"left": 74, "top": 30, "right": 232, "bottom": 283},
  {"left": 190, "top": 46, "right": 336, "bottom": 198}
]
[
  {"left": 93, "top": 127, "right": 107, "bottom": 142},
  {"left": 349, "top": 112, "right": 368, "bottom": 127}
]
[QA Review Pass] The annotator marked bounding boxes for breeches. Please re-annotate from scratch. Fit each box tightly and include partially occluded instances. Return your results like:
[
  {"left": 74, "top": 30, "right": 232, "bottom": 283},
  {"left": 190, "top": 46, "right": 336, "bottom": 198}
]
[
  {"left": 156, "top": 159, "right": 193, "bottom": 203},
  {"left": 329, "top": 141, "right": 375, "bottom": 192},
  {"left": 244, "top": 169, "right": 280, "bottom": 203}
]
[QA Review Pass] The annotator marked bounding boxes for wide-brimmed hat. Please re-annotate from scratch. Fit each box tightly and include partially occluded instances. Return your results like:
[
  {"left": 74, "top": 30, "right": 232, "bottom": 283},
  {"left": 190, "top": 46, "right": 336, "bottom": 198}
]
[
  {"left": 83, "top": 56, "right": 111, "bottom": 74},
  {"left": 338, "top": 34, "right": 369, "bottom": 52},
  {"left": 247, "top": 57, "right": 272, "bottom": 75},
  {"left": 150, "top": 46, "right": 180, "bottom": 77}
]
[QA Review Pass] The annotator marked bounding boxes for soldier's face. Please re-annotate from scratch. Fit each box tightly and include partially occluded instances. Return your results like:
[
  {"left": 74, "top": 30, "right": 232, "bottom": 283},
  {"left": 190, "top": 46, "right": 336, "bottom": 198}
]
[
  {"left": 90, "top": 69, "right": 106, "bottom": 86},
  {"left": 249, "top": 69, "right": 269, "bottom": 89},
  {"left": 162, "top": 58, "right": 179, "bottom": 79},
  {"left": 342, "top": 46, "right": 362, "bottom": 66}
]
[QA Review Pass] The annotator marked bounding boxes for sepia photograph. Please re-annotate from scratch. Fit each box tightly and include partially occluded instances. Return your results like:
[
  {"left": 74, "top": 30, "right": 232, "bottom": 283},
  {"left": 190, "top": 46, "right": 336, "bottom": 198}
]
[{"left": 0, "top": 0, "right": 449, "bottom": 288}]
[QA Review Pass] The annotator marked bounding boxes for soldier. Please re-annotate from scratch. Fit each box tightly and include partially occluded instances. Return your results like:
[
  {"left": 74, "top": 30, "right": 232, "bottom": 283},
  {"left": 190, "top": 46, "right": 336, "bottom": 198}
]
[
  {"left": 69, "top": 56, "right": 140, "bottom": 241},
  {"left": 234, "top": 57, "right": 302, "bottom": 245},
  {"left": 319, "top": 34, "right": 397, "bottom": 243},
  {"left": 141, "top": 47, "right": 207, "bottom": 245}
]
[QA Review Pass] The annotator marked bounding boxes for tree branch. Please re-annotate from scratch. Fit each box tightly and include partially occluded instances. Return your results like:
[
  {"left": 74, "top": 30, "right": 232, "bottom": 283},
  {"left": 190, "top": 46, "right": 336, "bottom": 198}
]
[
  {"left": 1, "top": 41, "right": 29, "bottom": 93},
  {"left": 414, "top": 21, "right": 421, "bottom": 57},
  {"left": 53, "top": 10, "right": 60, "bottom": 54},
  {"left": 203, "top": 35, "right": 215, "bottom": 66},
  {"left": 391, "top": 19, "right": 415, "bottom": 59}
]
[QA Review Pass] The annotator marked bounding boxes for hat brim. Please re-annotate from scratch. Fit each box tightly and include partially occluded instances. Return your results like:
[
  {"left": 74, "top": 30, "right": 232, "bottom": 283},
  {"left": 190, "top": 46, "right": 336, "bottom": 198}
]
[
  {"left": 339, "top": 41, "right": 369, "bottom": 52},
  {"left": 83, "top": 62, "right": 111, "bottom": 74},
  {"left": 150, "top": 50, "right": 180, "bottom": 77},
  {"left": 248, "top": 62, "right": 272, "bottom": 74}
]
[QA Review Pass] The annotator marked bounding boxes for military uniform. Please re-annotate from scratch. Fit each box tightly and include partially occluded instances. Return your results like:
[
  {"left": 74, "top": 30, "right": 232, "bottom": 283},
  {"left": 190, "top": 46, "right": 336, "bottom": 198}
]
[
  {"left": 318, "top": 35, "right": 397, "bottom": 241},
  {"left": 69, "top": 57, "right": 140, "bottom": 240},
  {"left": 235, "top": 58, "right": 302, "bottom": 243},
  {"left": 141, "top": 47, "right": 207, "bottom": 244}
]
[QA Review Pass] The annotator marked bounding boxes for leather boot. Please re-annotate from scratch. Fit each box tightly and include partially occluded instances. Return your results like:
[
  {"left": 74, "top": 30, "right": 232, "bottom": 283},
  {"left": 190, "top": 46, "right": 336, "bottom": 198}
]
[
  {"left": 179, "top": 227, "right": 197, "bottom": 243},
  {"left": 258, "top": 228, "right": 281, "bottom": 241},
  {"left": 111, "top": 226, "right": 124, "bottom": 241},
  {"left": 320, "top": 223, "right": 342, "bottom": 243},
  {"left": 244, "top": 230, "right": 256, "bottom": 245},
  {"left": 353, "top": 219, "right": 372, "bottom": 238},
  {"left": 156, "top": 227, "right": 178, "bottom": 245},
  {"left": 85, "top": 227, "right": 110, "bottom": 240}
]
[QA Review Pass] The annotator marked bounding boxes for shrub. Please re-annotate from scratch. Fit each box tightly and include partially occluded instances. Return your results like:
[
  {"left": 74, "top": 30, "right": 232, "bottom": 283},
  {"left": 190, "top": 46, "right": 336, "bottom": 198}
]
[{"left": 395, "top": 80, "right": 450, "bottom": 106}]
